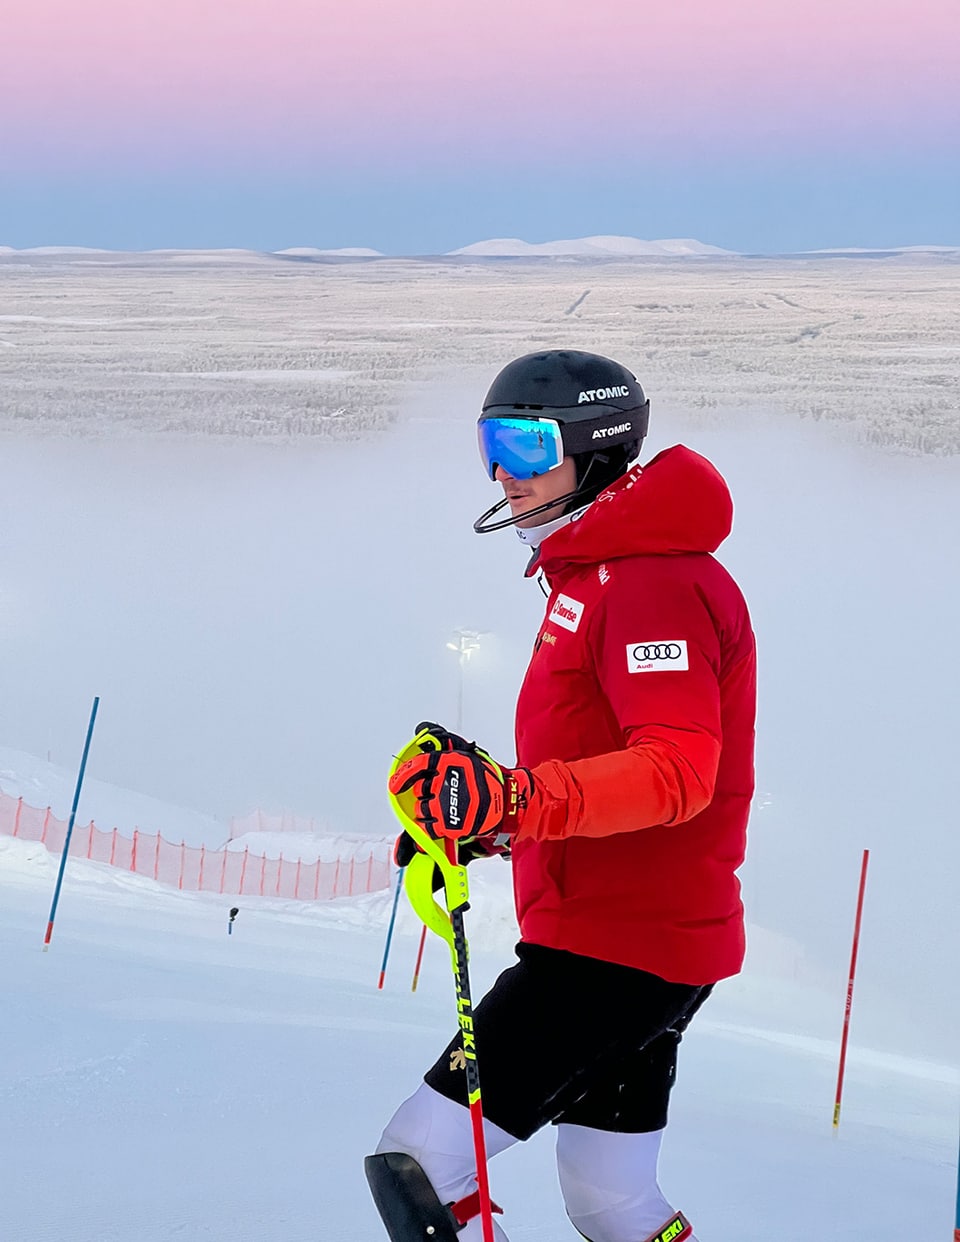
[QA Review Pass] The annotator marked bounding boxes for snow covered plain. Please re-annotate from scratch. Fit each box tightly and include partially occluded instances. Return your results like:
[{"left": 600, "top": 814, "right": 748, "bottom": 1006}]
[
  {"left": 1, "top": 825, "right": 955, "bottom": 1242},
  {"left": 0, "top": 251, "right": 957, "bottom": 450}
]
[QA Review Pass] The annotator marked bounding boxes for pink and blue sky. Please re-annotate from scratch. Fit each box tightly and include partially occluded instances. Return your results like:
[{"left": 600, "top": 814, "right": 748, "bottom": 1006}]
[{"left": 3, "top": 0, "right": 958, "bottom": 252}]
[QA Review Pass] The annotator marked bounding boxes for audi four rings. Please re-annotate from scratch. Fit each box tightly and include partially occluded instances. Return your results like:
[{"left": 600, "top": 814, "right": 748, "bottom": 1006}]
[{"left": 631, "top": 644, "right": 684, "bottom": 660}]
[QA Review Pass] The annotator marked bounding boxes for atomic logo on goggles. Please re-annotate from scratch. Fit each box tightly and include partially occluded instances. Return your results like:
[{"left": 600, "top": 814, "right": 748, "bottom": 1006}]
[{"left": 592, "top": 422, "right": 632, "bottom": 440}]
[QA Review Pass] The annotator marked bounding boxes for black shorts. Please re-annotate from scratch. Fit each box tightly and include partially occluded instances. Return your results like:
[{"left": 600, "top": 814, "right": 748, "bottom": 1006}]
[{"left": 424, "top": 942, "right": 712, "bottom": 1140}]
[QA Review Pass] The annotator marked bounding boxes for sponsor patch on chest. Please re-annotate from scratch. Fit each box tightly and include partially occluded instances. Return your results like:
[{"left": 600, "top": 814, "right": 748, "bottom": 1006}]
[
  {"left": 626, "top": 640, "right": 689, "bottom": 673},
  {"left": 548, "top": 593, "right": 585, "bottom": 633}
]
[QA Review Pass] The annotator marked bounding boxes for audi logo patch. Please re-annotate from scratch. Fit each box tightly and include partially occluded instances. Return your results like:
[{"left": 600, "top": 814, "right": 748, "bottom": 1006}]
[{"left": 626, "top": 640, "right": 689, "bottom": 673}]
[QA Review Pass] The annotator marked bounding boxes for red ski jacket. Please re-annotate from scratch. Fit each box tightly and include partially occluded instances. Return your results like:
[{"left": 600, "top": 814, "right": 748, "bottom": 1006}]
[{"left": 512, "top": 445, "right": 757, "bottom": 985}]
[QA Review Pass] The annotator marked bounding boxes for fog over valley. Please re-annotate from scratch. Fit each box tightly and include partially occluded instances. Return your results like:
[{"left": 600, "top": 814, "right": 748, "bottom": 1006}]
[{"left": 1, "top": 396, "right": 957, "bottom": 1066}]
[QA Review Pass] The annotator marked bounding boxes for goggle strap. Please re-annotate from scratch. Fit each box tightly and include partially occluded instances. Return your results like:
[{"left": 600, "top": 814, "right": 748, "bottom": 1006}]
[{"left": 558, "top": 400, "right": 649, "bottom": 456}]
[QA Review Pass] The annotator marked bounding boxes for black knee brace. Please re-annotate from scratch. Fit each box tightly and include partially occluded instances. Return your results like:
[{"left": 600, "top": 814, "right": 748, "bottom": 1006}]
[{"left": 364, "top": 1153, "right": 464, "bottom": 1242}]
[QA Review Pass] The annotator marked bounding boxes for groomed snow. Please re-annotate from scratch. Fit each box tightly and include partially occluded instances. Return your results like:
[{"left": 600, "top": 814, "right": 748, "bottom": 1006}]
[{"left": 1, "top": 828, "right": 955, "bottom": 1242}]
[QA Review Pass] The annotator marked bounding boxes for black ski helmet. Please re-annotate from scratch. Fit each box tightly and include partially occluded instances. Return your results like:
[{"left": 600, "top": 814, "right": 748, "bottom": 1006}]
[{"left": 474, "top": 349, "right": 650, "bottom": 533}]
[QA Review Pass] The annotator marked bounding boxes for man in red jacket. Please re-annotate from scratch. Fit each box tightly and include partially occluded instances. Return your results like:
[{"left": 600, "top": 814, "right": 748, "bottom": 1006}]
[{"left": 366, "top": 350, "right": 757, "bottom": 1242}]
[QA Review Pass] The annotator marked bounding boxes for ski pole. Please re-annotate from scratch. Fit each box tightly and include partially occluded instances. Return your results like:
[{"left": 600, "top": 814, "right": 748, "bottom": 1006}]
[
  {"left": 378, "top": 864, "right": 404, "bottom": 989},
  {"left": 833, "top": 848, "right": 869, "bottom": 1130},
  {"left": 441, "top": 839, "right": 495, "bottom": 1242},
  {"left": 389, "top": 727, "right": 496, "bottom": 1242},
  {"left": 411, "top": 923, "right": 428, "bottom": 992},
  {"left": 43, "top": 696, "right": 100, "bottom": 951}
]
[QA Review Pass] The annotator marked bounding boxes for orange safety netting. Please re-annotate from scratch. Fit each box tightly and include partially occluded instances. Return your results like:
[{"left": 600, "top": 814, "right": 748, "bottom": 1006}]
[{"left": 0, "top": 791, "right": 392, "bottom": 900}]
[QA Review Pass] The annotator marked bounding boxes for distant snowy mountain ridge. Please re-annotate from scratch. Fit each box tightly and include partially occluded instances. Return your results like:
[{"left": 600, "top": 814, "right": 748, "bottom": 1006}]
[
  {"left": 447, "top": 235, "right": 737, "bottom": 257},
  {"left": 275, "top": 247, "right": 384, "bottom": 257},
  {"left": 2, "top": 239, "right": 958, "bottom": 259}
]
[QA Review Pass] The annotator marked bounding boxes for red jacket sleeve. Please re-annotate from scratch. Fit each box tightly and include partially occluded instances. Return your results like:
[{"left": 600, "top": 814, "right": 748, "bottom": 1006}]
[{"left": 518, "top": 564, "right": 722, "bottom": 842}]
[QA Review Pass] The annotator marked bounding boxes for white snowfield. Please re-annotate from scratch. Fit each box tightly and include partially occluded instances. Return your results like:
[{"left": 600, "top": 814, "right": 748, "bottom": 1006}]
[{"left": 1, "top": 819, "right": 955, "bottom": 1242}]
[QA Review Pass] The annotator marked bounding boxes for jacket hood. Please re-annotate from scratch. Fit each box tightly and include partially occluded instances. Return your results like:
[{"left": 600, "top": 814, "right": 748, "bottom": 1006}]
[{"left": 527, "top": 445, "right": 733, "bottom": 578}]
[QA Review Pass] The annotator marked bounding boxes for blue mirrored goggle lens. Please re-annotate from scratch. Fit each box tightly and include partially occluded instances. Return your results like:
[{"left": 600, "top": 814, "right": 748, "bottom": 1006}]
[{"left": 477, "top": 417, "right": 563, "bottom": 481}]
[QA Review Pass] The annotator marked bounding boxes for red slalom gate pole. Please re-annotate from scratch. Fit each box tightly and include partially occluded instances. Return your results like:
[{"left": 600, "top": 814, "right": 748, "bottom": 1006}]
[
  {"left": 833, "top": 848, "right": 870, "bottom": 1130},
  {"left": 411, "top": 923, "right": 428, "bottom": 992}
]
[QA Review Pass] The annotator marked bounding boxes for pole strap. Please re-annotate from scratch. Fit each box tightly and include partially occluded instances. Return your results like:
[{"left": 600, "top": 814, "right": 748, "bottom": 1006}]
[
  {"left": 388, "top": 726, "right": 472, "bottom": 956},
  {"left": 450, "top": 1189, "right": 503, "bottom": 1227}
]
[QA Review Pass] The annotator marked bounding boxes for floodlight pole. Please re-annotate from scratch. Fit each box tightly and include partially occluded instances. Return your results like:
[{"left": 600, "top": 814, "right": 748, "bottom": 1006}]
[
  {"left": 446, "top": 629, "right": 483, "bottom": 731},
  {"left": 409, "top": 630, "right": 486, "bottom": 993}
]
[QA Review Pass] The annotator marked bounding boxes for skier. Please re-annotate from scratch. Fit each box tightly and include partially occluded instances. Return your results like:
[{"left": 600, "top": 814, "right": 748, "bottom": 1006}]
[{"left": 366, "top": 349, "right": 757, "bottom": 1242}]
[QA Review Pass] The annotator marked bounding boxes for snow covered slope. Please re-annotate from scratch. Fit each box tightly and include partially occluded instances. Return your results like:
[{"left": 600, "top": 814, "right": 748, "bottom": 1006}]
[
  {"left": 1, "top": 835, "right": 955, "bottom": 1242},
  {"left": 0, "top": 744, "right": 229, "bottom": 847}
]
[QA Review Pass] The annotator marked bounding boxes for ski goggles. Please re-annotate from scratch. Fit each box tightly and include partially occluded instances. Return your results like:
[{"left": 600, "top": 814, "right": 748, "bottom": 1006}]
[{"left": 477, "top": 416, "right": 564, "bottom": 481}]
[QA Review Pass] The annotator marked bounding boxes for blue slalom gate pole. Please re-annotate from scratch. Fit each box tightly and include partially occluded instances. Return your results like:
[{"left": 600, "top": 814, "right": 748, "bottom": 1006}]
[
  {"left": 43, "top": 696, "right": 100, "bottom": 950},
  {"left": 377, "top": 865, "right": 404, "bottom": 989}
]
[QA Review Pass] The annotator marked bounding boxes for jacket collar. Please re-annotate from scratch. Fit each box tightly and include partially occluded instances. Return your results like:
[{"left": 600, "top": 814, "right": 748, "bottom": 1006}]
[{"left": 524, "top": 445, "right": 734, "bottom": 581}]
